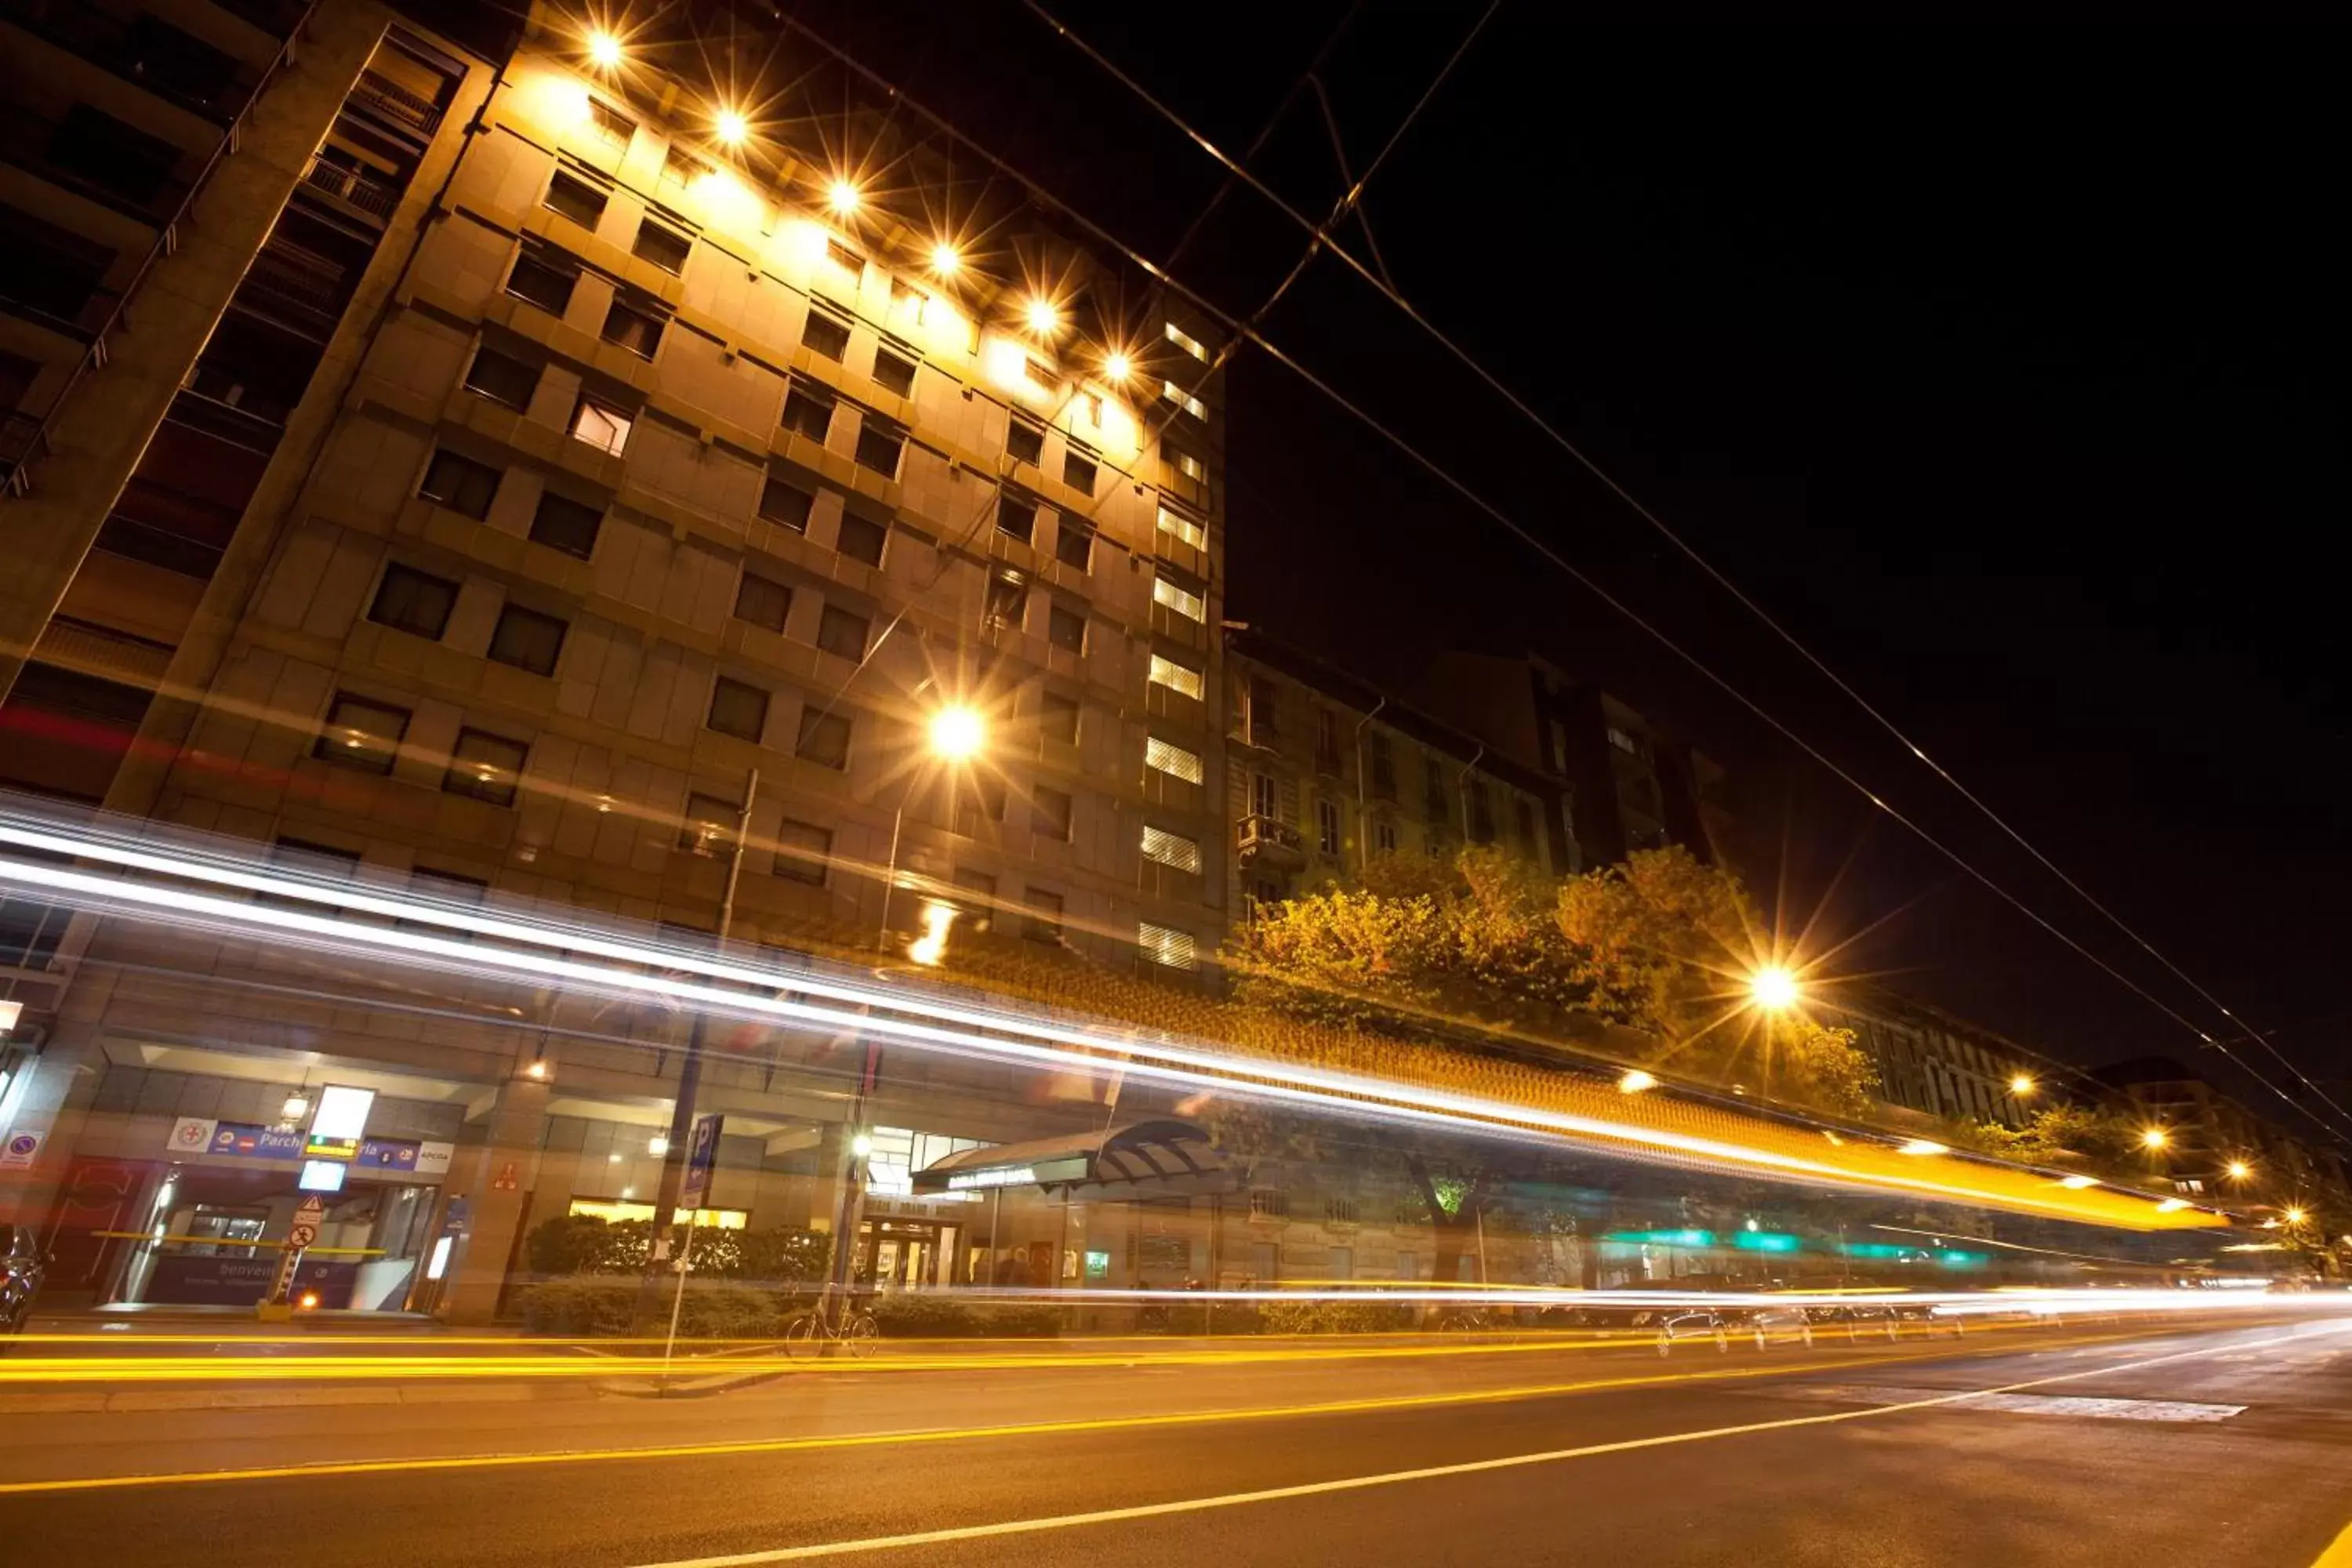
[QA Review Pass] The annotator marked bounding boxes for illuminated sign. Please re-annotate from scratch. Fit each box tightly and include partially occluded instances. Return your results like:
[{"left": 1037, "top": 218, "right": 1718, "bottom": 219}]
[
  {"left": 304, "top": 1135, "right": 361, "bottom": 1161},
  {"left": 1605, "top": 1229, "right": 1715, "bottom": 1249},
  {"left": 947, "top": 1166, "right": 1037, "bottom": 1192},
  {"left": 298, "top": 1160, "right": 348, "bottom": 1193},
  {"left": 310, "top": 1085, "right": 375, "bottom": 1140},
  {"left": 1733, "top": 1231, "right": 1802, "bottom": 1254}
]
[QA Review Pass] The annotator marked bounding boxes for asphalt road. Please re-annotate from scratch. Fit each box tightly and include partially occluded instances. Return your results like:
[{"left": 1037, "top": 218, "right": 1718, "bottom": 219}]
[{"left": 10, "top": 1316, "right": 2352, "bottom": 1567}]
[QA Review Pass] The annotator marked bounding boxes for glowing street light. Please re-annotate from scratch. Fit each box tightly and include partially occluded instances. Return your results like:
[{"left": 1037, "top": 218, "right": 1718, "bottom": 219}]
[
  {"left": 1103, "top": 350, "right": 1133, "bottom": 383},
  {"left": 2285, "top": 1206, "right": 2308, "bottom": 1225},
  {"left": 1617, "top": 1069, "right": 1659, "bottom": 1094},
  {"left": 1748, "top": 965, "right": 1801, "bottom": 1011},
  {"left": 586, "top": 29, "right": 623, "bottom": 69},
  {"left": 714, "top": 108, "right": 749, "bottom": 146},
  {"left": 1024, "top": 297, "right": 1062, "bottom": 336},
  {"left": 2226, "top": 1160, "right": 2253, "bottom": 1181},
  {"left": 1898, "top": 1139, "right": 1949, "bottom": 1157},
  {"left": 2058, "top": 1174, "right": 2100, "bottom": 1189},
  {"left": 927, "top": 703, "right": 986, "bottom": 763},
  {"left": 2009, "top": 1074, "right": 2037, "bottom": 1097},
  {"left": 930, "top": 242, "right": 961, "bottom": 276},
  {"left": 2140, "top": 1127, "right": 2170, "bottom": 1151},
  {"left": 826, "top": 180, "right": 861, "bottom": 217}
]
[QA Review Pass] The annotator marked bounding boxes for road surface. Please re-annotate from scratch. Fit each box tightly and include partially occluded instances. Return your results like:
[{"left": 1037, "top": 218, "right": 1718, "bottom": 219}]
[{"left": 7, "top": 1314, "right": 2350, "bottom": 1566}]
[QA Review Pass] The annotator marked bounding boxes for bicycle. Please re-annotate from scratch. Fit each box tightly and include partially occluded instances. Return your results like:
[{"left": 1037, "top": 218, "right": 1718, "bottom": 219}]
[{"left": 782, "top": 1304, "right": 880, "bottom": 1359}]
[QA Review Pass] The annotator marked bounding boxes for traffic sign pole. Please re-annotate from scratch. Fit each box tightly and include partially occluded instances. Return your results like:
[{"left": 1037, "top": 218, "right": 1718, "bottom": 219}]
[{"left": 263, "top": 1194, "right": 327, "bottom": 1313}]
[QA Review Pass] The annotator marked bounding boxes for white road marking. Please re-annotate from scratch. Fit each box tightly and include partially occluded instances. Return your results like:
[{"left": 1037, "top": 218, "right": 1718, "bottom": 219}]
[
  {"left": 1769, "top": 1385, "right": 2243, "bottom": 1421},
  {"left": 625, "top": 1326, "right": 2349, "bottom": 1566}
]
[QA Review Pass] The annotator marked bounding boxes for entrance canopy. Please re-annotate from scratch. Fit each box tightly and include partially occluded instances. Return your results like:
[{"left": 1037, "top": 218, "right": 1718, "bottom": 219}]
[{"left": 912, "top": 1119, "right": 1234, "bottom": 1202}]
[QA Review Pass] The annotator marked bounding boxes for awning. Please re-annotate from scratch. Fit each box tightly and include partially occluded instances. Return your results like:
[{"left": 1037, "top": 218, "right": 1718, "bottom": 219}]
[{"left": 912, "top": 1118, "right": 1235, "bottom": 1202}]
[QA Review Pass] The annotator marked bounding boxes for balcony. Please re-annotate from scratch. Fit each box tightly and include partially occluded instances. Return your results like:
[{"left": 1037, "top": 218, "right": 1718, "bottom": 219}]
[
  {"left": 8, "top": 0, "right": 253, "bottom": 123},
  {"left": 296, "top": 154, "right": 401, "bottom": 224},
  {"left": 348, "top": 68, "right": 443, "bottom": 138},
  {"left": 1237, "top": 815, "right": 1305, "bottom": 868}
]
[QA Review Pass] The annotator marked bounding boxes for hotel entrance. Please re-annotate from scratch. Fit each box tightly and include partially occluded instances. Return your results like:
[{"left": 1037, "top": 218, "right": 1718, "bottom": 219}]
[{"left": 855, "top": 1215, "right": 963, "bottom": 1290}]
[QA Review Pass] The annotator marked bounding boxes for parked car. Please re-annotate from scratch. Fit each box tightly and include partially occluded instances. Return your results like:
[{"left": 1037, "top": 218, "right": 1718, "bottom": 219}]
[
  {"left": 1806, "top": 1301, "right": 1902, "bottom": 1341},
  {"left": 1653, "top": 1308, "right": 1732, "bottom": 1355},
  {"left": 2, "top": 1225, "right": 45, "bottom": 1333},
  {"left": 1732, "top": 1304, "right": 1817, "bottom": 1349}
]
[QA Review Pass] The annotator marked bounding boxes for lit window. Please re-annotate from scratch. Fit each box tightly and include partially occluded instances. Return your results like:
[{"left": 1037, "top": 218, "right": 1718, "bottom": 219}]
[
  {"left": 568, "top": 394, "right": 631, "bottom": 456},
  {"left": 1169, "top": 445, "right": 1207, "bottom": 484},
  {"left": 1156, "top": 504, "right": 1207, "bottom": 551},
  {"left": 1148, "top": 653, "right": 1202, "bottom": 700},
  {"left": 1145, "top": 735, "right": 1203, "bottom": 784},
  {"left": 314, "top": 693, "right": 408, "bottom": 774},
  {"left": 1138, "top": 921, "right": 1198, "bottom": 971},
  {"left": 1160, "top": 379, "right": 1207, "bottom": 419},
  {"left": 445, "top": 728, "right": 529, "bottom": 807},
  {"left": 1152, "top": 568, "right": 1205, "bottom": 622},
  {"left": 1141, "top": 825, "right": 1201, "bottom": 874},
  {"left": 1607, "top": 725, "right": 1642, "bottom": 756},
  {"left": 1164, "top": 321, "right": 1209, "bottom": 361}
]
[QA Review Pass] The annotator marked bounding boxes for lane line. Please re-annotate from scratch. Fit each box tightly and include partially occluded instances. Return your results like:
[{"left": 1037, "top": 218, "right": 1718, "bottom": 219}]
[
  {"left": 0, "top": 1321, "right": 2240, "bottom": 1497},
  {"left": 620, "top": 1325, "right": 2352, "bottom": 1566}
]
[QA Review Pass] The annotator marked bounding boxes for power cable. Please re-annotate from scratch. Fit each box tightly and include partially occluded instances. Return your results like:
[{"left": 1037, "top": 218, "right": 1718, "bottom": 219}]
[
  {"left": 764, "top": 5, "right": 2349, "bottom": 1147},
  {"left": 1015, "top": 2, "right": 2352, "bottom": 1146}
]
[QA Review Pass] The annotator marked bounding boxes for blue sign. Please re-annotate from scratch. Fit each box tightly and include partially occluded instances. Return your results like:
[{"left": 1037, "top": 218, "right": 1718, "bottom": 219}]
[
  {"left": 358, "top": 1138, "right": 421, "bottom": 1171},
  {"left": 443, "top": 1195, "right": 472, "bottom": 1236},
  {"left": 681, "top": 1113, "right": 724, "bottom": 1209},
  {"left": 209, "top": 1123, "right": 306, "bottom": 1162}
]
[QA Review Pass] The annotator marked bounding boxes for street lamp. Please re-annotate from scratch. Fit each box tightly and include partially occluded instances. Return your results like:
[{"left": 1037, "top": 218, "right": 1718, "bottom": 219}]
[
  {"left": 2226, "top": 1160, "right": 2253, "bottom": 1181},
  {"left": 586, "top": 29, "right": 622, "bottom": 68},
  {"left": 826, "top": 179, "right": 861, "bottom": 217},
  {"left": 2285, "top": 1206, "right": 2308, "bottom": 1226},
  {"left": 1748, "top": 965, "right": 1801, "bottom": 1011},
  {"left": 2140, "top": 1127, "right": 2169, "bottom": 1151},
  {"left": 927, "top": 703, "right": 985, "bottom": 763},
  {"left": 714, "top": 108, "right": 749, "bottom": 146},
  {"left": 2009, "top": 1074, "right": 2037, "bottom": 1098},
  {"left": 1025, "top": 297, "right": 1062, "bottom": 336}
]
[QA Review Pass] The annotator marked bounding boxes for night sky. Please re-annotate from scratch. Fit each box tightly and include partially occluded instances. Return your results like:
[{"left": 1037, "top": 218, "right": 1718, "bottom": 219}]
[{"left": 793, "top": 4, "right": 2350, "bottom": 1134}]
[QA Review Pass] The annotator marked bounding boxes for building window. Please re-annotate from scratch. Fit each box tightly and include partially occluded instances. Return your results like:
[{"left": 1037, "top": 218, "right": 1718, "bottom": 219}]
[
  {"left": 486, "top": 603, "right": 566, "bottom": 675},
  {"left": 1374, "top": 819, "right": 1398, "bottom": 855},
  {"left": 505, "top": 248, "right": 578, "bottom": 315},
  {"left": 1250, "top": 771, "right": 1278, "bottom": 821},
  {"left": 586, "top": 96, "right": 635, "bottom": 148},
  {"left": 1062, "top": 447, "right": 1098, "bottom": 495},
  {"left": 760, "top": 473, "right": 814, "bottom": 530},
  {"left": 854, "top": 419, "right": 905, "bottom": 478},
  {"left": 984, "top": 572, "right": 1028, "bottom": 633},
  {"left": 1247, "top": 1186, "right": 1287, "bottom": 1219},
  {"left": 1316, "top": 797, "right": 1341, "bottom": 857},
  {"left": 529, "top": 491, "right": 603, "bottom": 558},
  {"left": 1054, "top": 519, "right": 1093, "bottom": 572},
  {"left": 1156, "top": 503, "right": 1207, "bottom": 551},
  {"left": 782, "top": 382, "right": 835, "bottom": 442},
  {"left": 661, "top": 144, "right": 712, "bottom": 188},
  {"left": 1141, "top": 825, "right": 1202, "bottom": 874},
  {"left": 952, "top": 867, "right": 998, "bottom": 928},
  {"left": 996, "top": 493, "right": 1037, "bottom": 545},
  {"left": 1031, "top": 785, "right": 1073, "bottom": 840},
  {"left": 677, "top": 791, "right": 739, "bottom": 856},
  {"left": 1245, "top": 675, "right": 1279, "bottom": 742},
  {"left": 1152, "top": 566, "right": 1206, "bottom": 622},
  {"left": 445, "top": 728, "right": 528, "bottom": 807},
  {"left": 873, "top": 345, "right": 916, "bottom": 397},
  {"left": 1606, "top": 725, "right": 1642, "bottom": 756},
  {"left": 836, "top": 513, "right": 887, "bottom": 567},
  {"left": 1047, "top": 603, "right": 1086, "bottom": 655},
  {"left": 1006, "top": 418, "right": 1044, "bottom": 466},
  {"left": 1466, "top": 779, "right": 1494, "bottom": 843},
  {"left": 1424, "top": 756, "right": 1449, "bottom": 823},
  {"left": 463, "top": 346, "right": 539, "bottom": 411},
  {"left": 1549, "top": 719, "right": 1570, "bottom": 775},
  {"left": 824, "top": 236, "right": 863, "bottom": 281},
  {"left": 707, "top": 676, "right": 770, "bottom": 742},
  {"left": 734, "top": 572, "right": 792, "bottom": 633},
  {"left": 1149, "top": 653, "right": 1202, "bottom": 700},
  {"left": 1514, "top": 798, "right": 1538, "bottom": 855},
  {"left": 795, "top": 707, "right": 851, "bottom": 769},
  {"left": 1369, "top": 732, "right": 1396, "bottom": 800},
  {"left": 1160, "top": 379, "right": 1207, "bottom": 419},
  {"left": 957, "top": 773, "right": 1008, "bottom": 835},
  {"left": 1316, "top": 710, "right": 1343, "bottom": 775},
  {"left": 601, "top": 294, "right": 665, "bottom": 358},
  {"left": 314, "top": 693, "right": 408, "bottom": 774},
  {"left": 632, "top": 217, "right": 691, "bottom": 274},
  {"left": 816, "top": 603, "right": 869, "bottom": 660},
  {"left": 1145, "top": 735, "right": 1202, "bottom": 784},
  {"left": 1165, "top": 321, "right": 1210, "bottom": 361},
  {"left": 1167, "top": 444, "right": 1207, "bottom": 487},
  {"left": 419, "top": 449, "right": 499, "bottom": 519},
  {"left": 800, "top": 308, "right": 850, "bottom": 361},
  {"left": 1138, "top": 921, "right": 1198, "bottom": 971},
  {"left": 773, "top": 818, "right": 832, "bottom": 885},
  {"left": 568, "top": 394, "right": 632, "bottom": 456},
  {"left": 1022, "top": 887, "right": 1064, "bottom": 943},
  {"left": 544, "top": 169, "right": 607, "bottom": 229},
  {"left": 368, "top": 564, "right": 458, "bottom": 640},
  {"left": 1042, "top": 691, "right": 1080, "bottom": 745}
]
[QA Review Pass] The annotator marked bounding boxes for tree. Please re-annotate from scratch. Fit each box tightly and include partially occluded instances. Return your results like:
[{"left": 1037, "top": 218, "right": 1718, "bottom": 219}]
[
  {"left": 1775, "top": 1021, "right": 1879, "bottom": 1120},
  {"left": 1965, "top": 1103, "right": 2142, "bottom": 1169},
  {"left": 1553, "top": 844, "right": 1755, "bottom": 1043}
]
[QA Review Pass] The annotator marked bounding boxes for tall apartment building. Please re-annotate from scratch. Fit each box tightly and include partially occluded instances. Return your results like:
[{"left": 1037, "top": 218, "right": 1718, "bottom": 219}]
[
  {"left": 1414, "top": 649, "right": 1728, "bottom": 873},
  {"left": 0, "top": 1, "right": 1233, "bottom": 1315},
  {"left": 1224, "top": 624, "right": 1557, "bottom": 909}
]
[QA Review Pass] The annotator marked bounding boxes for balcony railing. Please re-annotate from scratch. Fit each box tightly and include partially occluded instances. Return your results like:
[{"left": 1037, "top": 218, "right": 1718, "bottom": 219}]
[
  {"left": 298, "top": 155, "right": 401, "bottom": 222},
  {"left": 1238, "top": 815, "right": 1305, "bottom": 864},
  {"left": 349, "top": 68, "right": 442, "bottom": 136}
]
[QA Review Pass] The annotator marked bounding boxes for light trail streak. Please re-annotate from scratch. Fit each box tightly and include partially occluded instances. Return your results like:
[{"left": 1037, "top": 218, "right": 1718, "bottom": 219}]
[
  {"left": 0, "top": 815, "right": 2227, "bottom": 1229},
  {"left": 2, "top": 1317, "right": 2313, "bottom": 1496}
]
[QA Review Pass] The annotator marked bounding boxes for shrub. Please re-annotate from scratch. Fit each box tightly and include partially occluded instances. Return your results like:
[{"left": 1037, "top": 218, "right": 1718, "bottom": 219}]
[
  {"left": 1258, "top": 1298, "right": 1416, "bottom": 1334},
  {"left": 521, "top": 1216, "right": 829, "bottom": 1286},
  {"left": 514, "top": 1277, "right": 792, "bottom": 1338}
]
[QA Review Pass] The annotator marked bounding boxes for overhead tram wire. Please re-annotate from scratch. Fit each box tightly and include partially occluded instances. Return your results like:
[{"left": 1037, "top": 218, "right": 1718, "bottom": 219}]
[
  {"left": 752, "top": 9, "right": 2352, "bottom": 1147},
  {"left": 1018, "top": 2, "right": 2352, "bottom": 1146}
]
